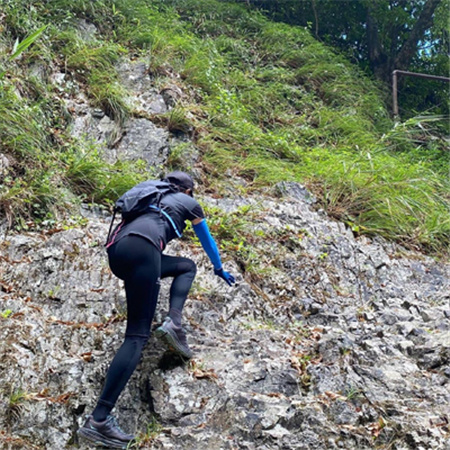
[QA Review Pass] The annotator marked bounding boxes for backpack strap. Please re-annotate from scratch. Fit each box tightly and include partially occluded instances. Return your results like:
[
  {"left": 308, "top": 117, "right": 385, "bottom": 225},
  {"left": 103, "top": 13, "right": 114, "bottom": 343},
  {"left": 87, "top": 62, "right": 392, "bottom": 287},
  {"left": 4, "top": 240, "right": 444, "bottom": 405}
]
[
  {"left": 105, "top": 207, "right": 119, "bottom": 247},
  {"left": 149, "top": 204, "right": 183, "bottom": 238}
]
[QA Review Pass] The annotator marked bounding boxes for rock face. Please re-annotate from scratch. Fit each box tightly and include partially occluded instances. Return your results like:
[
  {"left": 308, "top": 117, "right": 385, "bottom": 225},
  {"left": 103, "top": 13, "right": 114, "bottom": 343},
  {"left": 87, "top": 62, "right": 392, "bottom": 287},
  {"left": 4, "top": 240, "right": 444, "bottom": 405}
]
[
  {"left": 61, "top": 59, "right": 194, "bottom": 170},
  {"left": 114, "top": 118, "right": 169, "bottom": 167},
  {"left": 1, "top": 190, "right": 449, "bottom": 450},
  {"left": 116, "top": 61, "right": 169, "bottom": 115}
]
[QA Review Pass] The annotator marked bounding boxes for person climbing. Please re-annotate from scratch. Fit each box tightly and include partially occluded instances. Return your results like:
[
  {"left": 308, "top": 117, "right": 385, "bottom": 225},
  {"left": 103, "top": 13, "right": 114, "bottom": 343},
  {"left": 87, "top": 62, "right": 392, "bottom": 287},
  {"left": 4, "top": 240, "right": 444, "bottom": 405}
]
[{"left": 78, "top": 171, "right": 235, "bottom": 449}]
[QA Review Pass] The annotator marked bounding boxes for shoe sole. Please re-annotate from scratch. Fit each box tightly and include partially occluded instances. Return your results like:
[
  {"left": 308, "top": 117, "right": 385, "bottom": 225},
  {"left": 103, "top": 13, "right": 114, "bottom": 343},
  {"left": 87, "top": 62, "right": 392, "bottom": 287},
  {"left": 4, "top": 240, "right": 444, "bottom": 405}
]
[
  {"left": 154, "top": 326, "right": 193, "bottom": 359},
  {"left": 77, "top": 427, "right": 132, "bottom": 449}
]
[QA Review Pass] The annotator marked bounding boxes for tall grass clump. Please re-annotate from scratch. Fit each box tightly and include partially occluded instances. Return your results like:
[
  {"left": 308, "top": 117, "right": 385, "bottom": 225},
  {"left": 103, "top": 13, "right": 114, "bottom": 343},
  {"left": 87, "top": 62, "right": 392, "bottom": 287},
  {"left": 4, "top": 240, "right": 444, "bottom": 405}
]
[
  {"left": 0, "top": 86, "right": 67, "bottom": 225},
  {"left": 0, "top": 82, "right": 145, "bottom": 227},
  {"left": 61, "top": 34, "right": 129, "bottom": 124},
  {"left": 303, "top": 147, "right": 450, "bottom": 252},
  {"left": 64, "top": 144, "right": 149, "bottom": 203}
]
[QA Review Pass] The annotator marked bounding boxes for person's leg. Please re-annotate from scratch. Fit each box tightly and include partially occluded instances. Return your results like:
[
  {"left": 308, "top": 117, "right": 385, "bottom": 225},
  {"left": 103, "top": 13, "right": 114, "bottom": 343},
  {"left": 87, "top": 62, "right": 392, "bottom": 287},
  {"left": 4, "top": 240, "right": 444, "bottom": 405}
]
[
  {"left": 160, "top": 255, "right": 197, "bottom": 326},
  {"left": 92, "top": 236, "right": 161, "bottom": 421},
  {"left": 154, "top": 255, "right": 196, "bottom": 359}
]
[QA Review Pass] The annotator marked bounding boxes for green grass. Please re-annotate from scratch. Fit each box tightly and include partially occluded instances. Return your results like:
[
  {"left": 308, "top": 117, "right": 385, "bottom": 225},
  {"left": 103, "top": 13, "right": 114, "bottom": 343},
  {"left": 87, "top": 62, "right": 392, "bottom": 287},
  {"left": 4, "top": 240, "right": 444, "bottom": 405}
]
[
  {"left": 0, "top": 83, "right": 146, "bottom": 227},
  {"left": 1, "top": 309, "right": 13, "bottom": 319},
  {"left": 0, "top": 0, "right": 448, "bottom": 253},
  {"left": 130, "top": 417, "right": 163, "bottom": 448},
  {"left": 62, "top": 36, "right": 129, "bottom": 123},
  {"left": 5, "top": 387, "right": 30, "bottom": 423},
  {"left": 303, "top": 147, "right": 449, "bottom": 251}
]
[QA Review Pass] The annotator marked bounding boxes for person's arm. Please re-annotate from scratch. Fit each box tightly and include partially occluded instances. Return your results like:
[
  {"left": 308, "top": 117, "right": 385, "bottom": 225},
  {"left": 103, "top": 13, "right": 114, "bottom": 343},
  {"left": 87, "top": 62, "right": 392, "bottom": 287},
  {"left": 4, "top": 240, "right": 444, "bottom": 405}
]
[{"left": 192, "top": 218, "right": 236, "bottom": 286}]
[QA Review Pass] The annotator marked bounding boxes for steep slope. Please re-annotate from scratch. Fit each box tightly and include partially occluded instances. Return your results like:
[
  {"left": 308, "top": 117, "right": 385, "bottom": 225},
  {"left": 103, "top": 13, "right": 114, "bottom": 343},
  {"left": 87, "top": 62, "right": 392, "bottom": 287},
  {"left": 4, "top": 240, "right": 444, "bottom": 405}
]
[
  {"left": 0, "top": 1, "right": 449, "bottom": 449},
  {"left": 1, "top": 186, "right": 449, "bottom": 449}
]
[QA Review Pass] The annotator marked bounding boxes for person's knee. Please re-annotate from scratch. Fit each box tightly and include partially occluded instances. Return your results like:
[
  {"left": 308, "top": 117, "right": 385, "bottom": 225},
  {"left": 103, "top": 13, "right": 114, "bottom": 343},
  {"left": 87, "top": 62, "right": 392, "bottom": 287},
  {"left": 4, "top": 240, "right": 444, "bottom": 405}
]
[
  {"left": 179, "top": 258, "right": 197, "bottom": 277},
  {"left": 187, "top": 259, "right": 197, "bottom": 276},
  {"left": 125, "top": 333, "right": 150, "bottom": 349}
]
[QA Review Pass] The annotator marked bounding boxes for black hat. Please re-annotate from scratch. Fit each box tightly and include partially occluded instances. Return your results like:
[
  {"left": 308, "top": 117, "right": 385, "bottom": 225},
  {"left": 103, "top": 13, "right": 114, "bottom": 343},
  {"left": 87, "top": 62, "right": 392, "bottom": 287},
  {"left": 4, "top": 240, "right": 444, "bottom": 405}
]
[{"left": 163, "top": 171, "right": 194, "bottom": 195}]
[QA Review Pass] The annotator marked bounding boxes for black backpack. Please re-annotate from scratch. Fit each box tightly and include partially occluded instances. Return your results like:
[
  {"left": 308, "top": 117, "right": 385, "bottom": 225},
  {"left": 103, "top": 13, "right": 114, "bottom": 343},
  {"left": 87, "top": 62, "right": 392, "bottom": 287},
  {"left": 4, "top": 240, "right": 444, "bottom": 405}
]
[{"left": 105, "top": 180, "right": 178, "bottom": 246}]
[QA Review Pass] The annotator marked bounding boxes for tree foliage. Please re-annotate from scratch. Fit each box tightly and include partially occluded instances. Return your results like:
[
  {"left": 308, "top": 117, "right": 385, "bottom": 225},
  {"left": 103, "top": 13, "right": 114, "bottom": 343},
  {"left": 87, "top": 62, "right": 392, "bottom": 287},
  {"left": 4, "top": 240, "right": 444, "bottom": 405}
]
[{"left": 238, "top": 0, "right": 449, "bottom": 116}]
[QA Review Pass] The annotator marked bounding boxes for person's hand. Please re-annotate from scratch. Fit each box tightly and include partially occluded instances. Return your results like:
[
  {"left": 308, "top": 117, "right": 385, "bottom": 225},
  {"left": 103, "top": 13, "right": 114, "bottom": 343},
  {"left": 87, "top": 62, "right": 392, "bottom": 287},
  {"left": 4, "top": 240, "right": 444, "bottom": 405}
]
[{"left": 214, "top": 267, "right": 236, "bottom": 286}]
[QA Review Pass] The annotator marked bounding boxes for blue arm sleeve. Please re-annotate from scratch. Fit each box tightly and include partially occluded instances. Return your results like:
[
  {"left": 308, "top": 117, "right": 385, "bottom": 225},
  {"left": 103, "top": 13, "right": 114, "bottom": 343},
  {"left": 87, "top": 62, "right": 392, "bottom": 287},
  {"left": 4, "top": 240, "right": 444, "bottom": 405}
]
[{"left": 193, "top": 220, "right": 222, "bottom": 270}]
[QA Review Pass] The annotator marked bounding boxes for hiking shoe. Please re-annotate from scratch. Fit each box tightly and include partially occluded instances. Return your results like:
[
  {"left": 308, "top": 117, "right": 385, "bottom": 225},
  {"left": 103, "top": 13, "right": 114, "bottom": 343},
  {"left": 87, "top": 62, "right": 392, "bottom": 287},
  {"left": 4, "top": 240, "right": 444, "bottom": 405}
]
[
  {"left": 155, "top": 317, "right": 193, "bottom": 359},
  {"left": 77, "top": 415, "right": 135, "bottom": 449}
]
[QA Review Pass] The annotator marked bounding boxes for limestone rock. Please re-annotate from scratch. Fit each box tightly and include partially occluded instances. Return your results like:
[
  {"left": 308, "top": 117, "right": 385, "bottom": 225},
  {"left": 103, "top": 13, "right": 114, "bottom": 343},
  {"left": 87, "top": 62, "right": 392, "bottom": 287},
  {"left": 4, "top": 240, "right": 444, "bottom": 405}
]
[{"left": 1, "top": 190, "right": 449, "bottom": 449}]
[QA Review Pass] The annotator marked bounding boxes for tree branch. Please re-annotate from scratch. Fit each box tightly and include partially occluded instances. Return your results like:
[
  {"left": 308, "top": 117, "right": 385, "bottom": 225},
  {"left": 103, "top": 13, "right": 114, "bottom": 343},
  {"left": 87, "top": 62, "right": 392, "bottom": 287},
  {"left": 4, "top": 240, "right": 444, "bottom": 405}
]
[
  {"left": 395, "top": 0, "right": 441, "bottom": 69},
  {"left": 311, "top": 0, "right": 319, "bottom": 39},
  {"left": 366, "top": 4, "right": 387, "bottom": 76}
]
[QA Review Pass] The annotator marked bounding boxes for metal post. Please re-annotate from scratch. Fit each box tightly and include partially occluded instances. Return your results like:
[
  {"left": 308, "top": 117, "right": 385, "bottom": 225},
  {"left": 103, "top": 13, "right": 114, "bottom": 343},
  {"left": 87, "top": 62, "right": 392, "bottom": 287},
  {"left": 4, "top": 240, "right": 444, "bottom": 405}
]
[
  {"left": 392, "top": 70, "right": 450, "bottom": 117},
  {"left": 392, "top": 70, "right": 399, "bottom": 117}
]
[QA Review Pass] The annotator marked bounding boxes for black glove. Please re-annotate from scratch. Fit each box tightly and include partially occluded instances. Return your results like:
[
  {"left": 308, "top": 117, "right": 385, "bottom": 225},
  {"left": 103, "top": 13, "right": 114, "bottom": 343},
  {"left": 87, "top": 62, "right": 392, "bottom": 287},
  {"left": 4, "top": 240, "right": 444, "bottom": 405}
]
[{"left": 214, "top": 267, "right": 236, "bottom": 286}]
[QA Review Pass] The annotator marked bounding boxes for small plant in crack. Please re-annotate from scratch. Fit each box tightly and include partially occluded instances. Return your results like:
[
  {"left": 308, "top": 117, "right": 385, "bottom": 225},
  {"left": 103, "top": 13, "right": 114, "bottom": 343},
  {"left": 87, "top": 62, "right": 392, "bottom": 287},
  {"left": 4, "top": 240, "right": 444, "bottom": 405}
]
[
  {"left": 6, "top": 387, "right": 31, "bottom": 424},
  {"left": 129, "top": 416, "right": 162, "bottom": 448}
]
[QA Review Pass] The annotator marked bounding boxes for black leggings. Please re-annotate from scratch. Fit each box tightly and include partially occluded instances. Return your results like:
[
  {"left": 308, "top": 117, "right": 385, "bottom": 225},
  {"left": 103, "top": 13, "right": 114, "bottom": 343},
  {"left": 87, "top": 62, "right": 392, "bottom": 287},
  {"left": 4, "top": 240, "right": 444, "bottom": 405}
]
[{"left": 93, "top": 235, "right": 196, "bottom": 418}]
